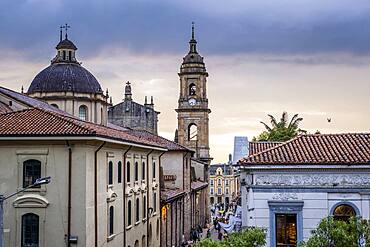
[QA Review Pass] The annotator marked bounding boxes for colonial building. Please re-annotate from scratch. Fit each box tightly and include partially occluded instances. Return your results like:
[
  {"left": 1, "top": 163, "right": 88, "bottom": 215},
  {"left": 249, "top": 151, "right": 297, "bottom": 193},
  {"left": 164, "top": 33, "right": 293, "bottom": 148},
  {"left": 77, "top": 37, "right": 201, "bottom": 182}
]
[
  {"left": 108, "top": 82, "right": 159, "bottom": 135},
  {"left": 239, "top": 133, "right": 370, "bottom": 247},
  {"left": 0, "top": 87, "right": 163, "bottom": 247},
  {"left": 175, "top": 23, "right": 211, "bottom": 228},
  {"left": 0, "top": 29, "right": 168, "bottom": 247},
  {"left": 209, "top": 160, "right": 240, "bottom": 206}
]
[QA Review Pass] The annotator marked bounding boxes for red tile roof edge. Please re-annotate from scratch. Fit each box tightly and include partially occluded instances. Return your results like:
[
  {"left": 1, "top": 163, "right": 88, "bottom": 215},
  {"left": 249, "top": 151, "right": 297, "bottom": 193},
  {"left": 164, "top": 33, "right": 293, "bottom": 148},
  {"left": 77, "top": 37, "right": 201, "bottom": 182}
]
[
  {"left": 239, "top": 133, "right": 370, "bottom": 165},
  {"left": 0, "top": 108, "right": 166, "bottom": 149}
]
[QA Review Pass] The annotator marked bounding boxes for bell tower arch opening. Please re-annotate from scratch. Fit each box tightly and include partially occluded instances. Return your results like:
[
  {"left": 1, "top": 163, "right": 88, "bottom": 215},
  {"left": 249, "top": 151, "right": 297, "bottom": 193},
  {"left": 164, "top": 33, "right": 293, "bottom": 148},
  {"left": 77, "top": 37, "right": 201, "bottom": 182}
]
[{"left": 188, "top": 123, "right": 198, "bottom": 141}]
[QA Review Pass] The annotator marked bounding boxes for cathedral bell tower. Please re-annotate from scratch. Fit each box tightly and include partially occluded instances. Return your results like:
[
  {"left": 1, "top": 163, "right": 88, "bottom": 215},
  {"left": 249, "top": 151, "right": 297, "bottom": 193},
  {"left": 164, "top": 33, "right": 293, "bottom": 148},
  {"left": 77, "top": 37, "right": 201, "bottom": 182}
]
[{"left": 176, "top": 23, "right": 212, "bottom": 164}]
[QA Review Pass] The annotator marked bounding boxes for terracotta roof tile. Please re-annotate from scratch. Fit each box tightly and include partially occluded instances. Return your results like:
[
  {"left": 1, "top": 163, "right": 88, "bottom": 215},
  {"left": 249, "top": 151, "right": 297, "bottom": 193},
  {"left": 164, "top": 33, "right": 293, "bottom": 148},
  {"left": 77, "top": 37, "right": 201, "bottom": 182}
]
[
  {"left": 240, "top": 133, "right": 370, "bottom": 165},
  {"left": 130, "top": 130, "right": 190, "bottom": 151},
  {"left": 0, "top": 108, "right": 165, "bottom": 149},
  {"left": 248, "top": 141, "right": 283, "bottom": 156}
]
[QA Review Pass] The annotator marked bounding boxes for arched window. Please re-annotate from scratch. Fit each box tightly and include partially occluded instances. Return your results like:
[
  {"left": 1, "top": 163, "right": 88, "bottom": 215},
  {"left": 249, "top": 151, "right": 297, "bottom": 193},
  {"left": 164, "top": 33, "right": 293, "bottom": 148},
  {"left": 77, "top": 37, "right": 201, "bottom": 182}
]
[
  {"left": 50, "top": 103, "right": 58, "bottom": 109},
  {"left": 188, "top": 124, "right": 198, "bottom": 141},
  {"left": 78, "top": 105, "right": 88, "bottom": 121},
  {"left": 142, "top": 162, "right": 146, "bottom": 180},
  {"left": 189, "top": 83, "right": 196, "bottom": 96},
  {"left": 23, "top": 159, "right": 41, "bottom": 188},
  {"left": 333, "top": 204, "right": 356, "bottom": 221},
  {"left": 128, "top": 200, "right": 132, "bottom": 226},
  {"left": 126, "top": 161, "right": 131, "bottom": 183},
  {"left": 22, "top": 213, "right": 39, "bottom": 247},
  {"left": 117, "top": 161, "right": 122, "bottom": 183},
  {"left": 108, "top": 161, "right": 113, "bottom": 185},
  {"left": 135, "top": 162, "right": 139, "bottom": 182},
  {"left": 136, "top": 198, "right": 140, "bottom": 222},
  {"left": 152, "top": 162, "right": 156, "bottom": 179},
  {"left": 109, "top": 206, "right": 114, "bottom": 236},
  {"left": 143, "top": 196, "right": 147, "bottom": 219},
  {"left": 134, "top": 240, "right": 139, "bottom": 247}
]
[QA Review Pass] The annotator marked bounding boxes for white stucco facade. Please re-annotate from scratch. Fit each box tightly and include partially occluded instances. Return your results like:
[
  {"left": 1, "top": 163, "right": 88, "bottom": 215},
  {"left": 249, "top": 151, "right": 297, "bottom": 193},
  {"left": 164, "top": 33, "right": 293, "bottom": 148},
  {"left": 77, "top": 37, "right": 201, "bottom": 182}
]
[{"left": 240, "top": 167, "right": 370, "bottom": 247}]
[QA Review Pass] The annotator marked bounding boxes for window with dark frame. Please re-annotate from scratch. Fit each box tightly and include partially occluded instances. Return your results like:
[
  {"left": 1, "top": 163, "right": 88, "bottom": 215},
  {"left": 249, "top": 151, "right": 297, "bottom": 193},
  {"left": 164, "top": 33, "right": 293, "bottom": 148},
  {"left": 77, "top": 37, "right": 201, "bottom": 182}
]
[
  {"left": 135, "top": 162, "right": 139, "bottom": 181},
  {"left": 152, "top": 162, "right": 156, "bottom": 179},
  {"left": 108, "top": 161, "right": 113, "bottom": 185},
  {"left": 117, "top": 161, "right": 122, "bottom": 183},
  {"left": 126, "top": 161, "right": 131, "bottom": 183},
  {"left": 276, "top": 214, "right": 297, "bottom": 247},
  {"left": 143, "top": 196, "right": 146, "bottom": 219},
  {"left": 22, "top": 213, "right": 39, "bottom": 247},
  {"left": 109, "top": 206, "right": 114, "bottom": 236},
  {"left": 142, "top": 162, "right": 145, "bottom": 180},
  {"left": 136, "top": 198, "right": 140, "bottom": 222},
  {"left": 23, "top": 159, "right": 41, "bottom": 188},
  {"left": 128, "top": 200, "right": 132, "bottom": 226},
  {"left": 153, "top": 192, "right": 157, "bottom": 212}
]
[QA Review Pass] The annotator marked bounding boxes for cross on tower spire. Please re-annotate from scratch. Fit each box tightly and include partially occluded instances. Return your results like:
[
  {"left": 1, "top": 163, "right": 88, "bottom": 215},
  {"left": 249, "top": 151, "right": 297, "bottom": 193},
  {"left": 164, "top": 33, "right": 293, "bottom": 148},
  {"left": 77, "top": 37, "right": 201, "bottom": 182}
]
[
  {"left": 189, "top": 22, "right": 197, "bottom": 53},
  {"left": 62, "top": 23, "right": 71, "bottom": 39}
]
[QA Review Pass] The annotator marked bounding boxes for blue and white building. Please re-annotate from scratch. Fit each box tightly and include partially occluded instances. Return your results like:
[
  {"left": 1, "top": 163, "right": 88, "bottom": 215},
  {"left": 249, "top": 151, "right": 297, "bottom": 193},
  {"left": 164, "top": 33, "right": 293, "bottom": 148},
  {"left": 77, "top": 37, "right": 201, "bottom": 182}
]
[{"left": 239, "top": 133, "right": 370, "bottom": 247}]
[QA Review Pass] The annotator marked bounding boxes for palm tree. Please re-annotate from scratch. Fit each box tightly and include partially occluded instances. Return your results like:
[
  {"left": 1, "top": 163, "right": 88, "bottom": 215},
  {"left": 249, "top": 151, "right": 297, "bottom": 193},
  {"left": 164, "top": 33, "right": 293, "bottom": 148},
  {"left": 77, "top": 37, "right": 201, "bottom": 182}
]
[{"left": 255, "top": 112, "right": 306, "bottom": 142}]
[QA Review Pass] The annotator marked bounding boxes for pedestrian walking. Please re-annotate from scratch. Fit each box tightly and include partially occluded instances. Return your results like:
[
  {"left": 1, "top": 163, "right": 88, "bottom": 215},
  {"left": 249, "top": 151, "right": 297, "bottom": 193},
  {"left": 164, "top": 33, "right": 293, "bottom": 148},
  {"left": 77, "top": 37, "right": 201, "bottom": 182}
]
[{"left": 218, "top": 231, "right": 223, "bottom": 241}]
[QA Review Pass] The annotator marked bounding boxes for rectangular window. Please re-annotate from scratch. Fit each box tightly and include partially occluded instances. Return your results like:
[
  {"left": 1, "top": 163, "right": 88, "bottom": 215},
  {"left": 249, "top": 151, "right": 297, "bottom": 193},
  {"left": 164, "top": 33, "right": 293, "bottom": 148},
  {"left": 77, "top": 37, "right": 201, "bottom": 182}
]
[
  {"left": 142, "top": 162, "right": 145, "bottom": 180},
  {"left": 218, "top": 179, "right": 221, "bottom": 186},
  {"left": 117, "top": 161, "right": 122, "bottom": 183},
  {"left": 225, "top": 187, "right": 229, "bottom": 195},
  {"left": 276, "top": 214, "right": 297, "bottom": 247},
  {"left": 152, "top": 162, "right": 156, "bottom": 179},
  {"left": 23, "top": 160, "right": 41, "bottom": 188},
  {"left": 135, "top": 162, "right": 139, "bottom": 182},
  {"left": 210, "top": 179, "right": 214, "bottom": 186},
  {"left": 217, "top": 188, "right": 222, "bottom": 195},
  {"left": 126, "top": 162, "right": 130, "bottom": 183},
  {"left": 153, "top": 192, "right": 157, "bottom": 212},
  {"left": 210, "top": 188, "right": 214, "bottom": 195},
  {"left": 225, "top": 179, "right": 229, "bottom": 186},
  {"left": 108, "top": 161, "right": 113, "bottom": 185}
]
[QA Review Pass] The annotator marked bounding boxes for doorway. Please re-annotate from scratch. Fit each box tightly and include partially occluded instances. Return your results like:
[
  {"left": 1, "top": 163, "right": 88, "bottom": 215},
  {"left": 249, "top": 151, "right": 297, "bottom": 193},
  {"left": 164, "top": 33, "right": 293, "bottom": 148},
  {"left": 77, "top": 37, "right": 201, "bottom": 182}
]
[{"left": 275, "top": 214, "right": 297, "bottom": 247}]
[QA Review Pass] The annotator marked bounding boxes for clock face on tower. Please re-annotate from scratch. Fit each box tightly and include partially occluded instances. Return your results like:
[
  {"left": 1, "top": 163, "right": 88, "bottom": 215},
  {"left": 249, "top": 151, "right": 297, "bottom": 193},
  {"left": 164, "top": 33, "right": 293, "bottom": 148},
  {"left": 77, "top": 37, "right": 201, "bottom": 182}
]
[{"left": 188, "top": 98, "right": 196, "bottom": 106}]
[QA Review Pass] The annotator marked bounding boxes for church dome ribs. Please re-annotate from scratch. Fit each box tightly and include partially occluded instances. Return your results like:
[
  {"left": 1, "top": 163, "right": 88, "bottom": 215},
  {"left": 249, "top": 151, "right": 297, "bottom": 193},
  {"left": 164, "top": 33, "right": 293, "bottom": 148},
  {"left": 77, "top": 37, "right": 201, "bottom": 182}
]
[{"left": 27, "top": 63, "right": 103, "bottom": 94}]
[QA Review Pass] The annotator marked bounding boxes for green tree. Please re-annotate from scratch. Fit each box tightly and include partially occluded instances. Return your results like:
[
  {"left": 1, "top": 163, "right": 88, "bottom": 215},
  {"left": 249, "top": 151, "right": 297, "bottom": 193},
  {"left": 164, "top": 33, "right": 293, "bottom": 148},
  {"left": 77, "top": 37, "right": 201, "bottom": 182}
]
[
  {"left": 253, "top": 112, "right": 306, "bottom": 142},
  {"left": 195, "top": 227, "right": 266, "bottom": 247},
  {"left": 299, "top": 217, "right": 370, "bottom": 247}
]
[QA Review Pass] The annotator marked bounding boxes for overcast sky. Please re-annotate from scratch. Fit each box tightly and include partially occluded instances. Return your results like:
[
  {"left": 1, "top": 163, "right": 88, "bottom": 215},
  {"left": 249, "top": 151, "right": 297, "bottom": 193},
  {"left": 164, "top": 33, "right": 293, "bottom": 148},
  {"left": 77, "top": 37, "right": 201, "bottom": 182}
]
[{"left": 1, "top": 0, "right": 369, "bottom": 163}]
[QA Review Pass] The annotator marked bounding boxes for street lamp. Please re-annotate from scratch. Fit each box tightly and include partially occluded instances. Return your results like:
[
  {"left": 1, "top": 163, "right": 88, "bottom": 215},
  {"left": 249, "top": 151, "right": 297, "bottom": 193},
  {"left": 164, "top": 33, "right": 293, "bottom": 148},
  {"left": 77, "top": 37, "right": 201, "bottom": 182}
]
[{"left": 0, "top": 176, "right": 51, "bottom": 247}]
